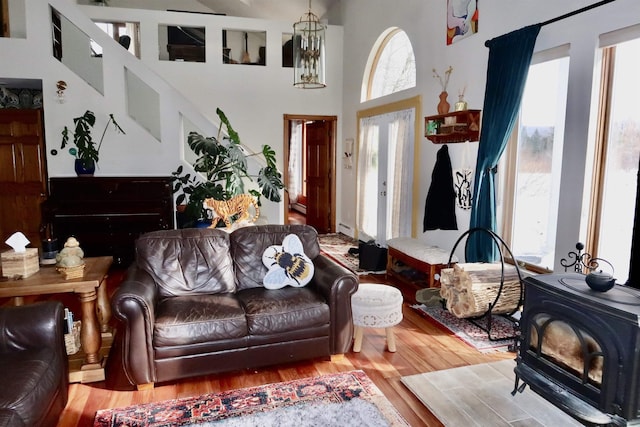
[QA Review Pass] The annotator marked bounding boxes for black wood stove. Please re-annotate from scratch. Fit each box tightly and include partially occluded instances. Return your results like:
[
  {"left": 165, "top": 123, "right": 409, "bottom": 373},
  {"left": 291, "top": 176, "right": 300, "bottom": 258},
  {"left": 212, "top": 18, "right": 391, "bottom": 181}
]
[{"left": 514, "top": 273, "right": 640, "bottom": 426}]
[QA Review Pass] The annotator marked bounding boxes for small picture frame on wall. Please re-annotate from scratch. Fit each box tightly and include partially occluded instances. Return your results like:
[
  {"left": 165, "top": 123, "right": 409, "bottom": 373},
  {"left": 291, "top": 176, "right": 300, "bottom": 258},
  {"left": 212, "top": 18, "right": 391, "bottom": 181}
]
[{"left": 447, "top": 0, "right": 478, "bottom": 45}]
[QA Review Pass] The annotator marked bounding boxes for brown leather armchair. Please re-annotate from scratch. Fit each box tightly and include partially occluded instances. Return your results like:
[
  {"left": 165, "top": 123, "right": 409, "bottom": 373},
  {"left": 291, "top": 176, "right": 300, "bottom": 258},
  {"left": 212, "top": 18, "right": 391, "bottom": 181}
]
[
  {"left": 112, "top": 224, "right": 358, "bottom": 388},
  {"left": 0, "top": 301, "right": 69, "bottom": 427}
]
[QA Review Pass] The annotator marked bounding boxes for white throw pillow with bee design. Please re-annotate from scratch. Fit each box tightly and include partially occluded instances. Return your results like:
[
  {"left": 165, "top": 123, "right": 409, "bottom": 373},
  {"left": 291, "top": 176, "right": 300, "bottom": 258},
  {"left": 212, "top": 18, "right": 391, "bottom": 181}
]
[{"left": 261, "top": 234, "right": 314, "bottom": 289}]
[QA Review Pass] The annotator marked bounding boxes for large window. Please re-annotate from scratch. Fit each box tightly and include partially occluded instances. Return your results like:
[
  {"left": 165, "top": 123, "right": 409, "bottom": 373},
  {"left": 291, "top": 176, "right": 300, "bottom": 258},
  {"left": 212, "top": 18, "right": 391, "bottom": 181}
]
[
  {"left": 587, "top": 37, "right": 640, "bottom": 281},
  {"left": 363, "top": 28, "right": 416, "bottom": 101},
  {"left": 501, "top": 53, "right": 569, "bottom": 270},
  {"left": 502, "top": 36, "right": 640, "bottom": 280}
]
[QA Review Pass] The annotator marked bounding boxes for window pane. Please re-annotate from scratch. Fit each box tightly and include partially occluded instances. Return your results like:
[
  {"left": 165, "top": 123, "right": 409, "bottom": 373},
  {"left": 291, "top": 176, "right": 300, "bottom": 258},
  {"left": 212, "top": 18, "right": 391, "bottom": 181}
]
[
  {"left": 511, "top": 57, "right": 569, "bottom": 269},
  {"left": 360, "top": 124, "right": 380, "bottom": 239},
  {"left": 369, "top": 31, "right": 416, "bottom": 100},
  {"left": 596, "top": 38, "right": 640, "bottom": 281}
]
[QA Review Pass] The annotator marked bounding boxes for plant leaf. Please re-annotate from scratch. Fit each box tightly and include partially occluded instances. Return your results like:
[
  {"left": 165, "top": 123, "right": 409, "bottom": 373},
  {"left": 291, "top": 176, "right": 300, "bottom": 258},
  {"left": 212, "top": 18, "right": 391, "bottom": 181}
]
[
  {"left": 216, "top": 108, "right": 240, "bottom": 145},
  {"left": 262, "top": 145, "right": 278, "bottom": 169},
  {"left": 258, "top": 166, "right": 284, "bottom": 203}
]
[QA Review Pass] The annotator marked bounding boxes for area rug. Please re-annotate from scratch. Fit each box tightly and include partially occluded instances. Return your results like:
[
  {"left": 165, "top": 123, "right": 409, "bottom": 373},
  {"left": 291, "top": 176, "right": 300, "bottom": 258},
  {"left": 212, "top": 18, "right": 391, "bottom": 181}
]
[
  {"left": 401, "top": 360, "right": 583, "bottom": 426},
  {"left": 94, "top": 370, "right": 408, "bottom": 427},
  {"left": 318, "top": 233, "right": 386, "bottom": 275},
  {"left": 412, "top": 303, "right": 517, "bottom": 353}
]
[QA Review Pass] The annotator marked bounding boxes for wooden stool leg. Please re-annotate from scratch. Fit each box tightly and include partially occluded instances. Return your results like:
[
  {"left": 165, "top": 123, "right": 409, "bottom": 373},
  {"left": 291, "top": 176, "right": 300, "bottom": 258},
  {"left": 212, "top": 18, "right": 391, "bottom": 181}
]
[
  {"left": 353, "top": 326, "right": 364, "bottom": 352},
  {"left": 386, "top": 327, "right": 397, "bottom": 352}
]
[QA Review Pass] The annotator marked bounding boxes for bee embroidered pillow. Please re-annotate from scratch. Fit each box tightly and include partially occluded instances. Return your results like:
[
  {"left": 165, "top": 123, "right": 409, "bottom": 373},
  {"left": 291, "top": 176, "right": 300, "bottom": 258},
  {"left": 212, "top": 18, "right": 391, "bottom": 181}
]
[{"left": 261, "top": 234, "right": 314, "bottom": 289}]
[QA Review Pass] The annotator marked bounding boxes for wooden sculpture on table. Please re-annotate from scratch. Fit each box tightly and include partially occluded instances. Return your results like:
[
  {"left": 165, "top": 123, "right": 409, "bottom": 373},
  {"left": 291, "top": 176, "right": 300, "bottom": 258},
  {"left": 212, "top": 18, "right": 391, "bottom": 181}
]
[{"left": 56, "top": 237, "right": 85, "bottom": 279}]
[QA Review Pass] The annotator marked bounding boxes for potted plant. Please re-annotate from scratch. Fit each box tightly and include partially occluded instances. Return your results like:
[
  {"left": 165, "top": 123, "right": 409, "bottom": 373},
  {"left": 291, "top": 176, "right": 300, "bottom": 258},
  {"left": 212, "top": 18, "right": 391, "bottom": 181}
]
[
  {"left": 172, "top": 108, "right": 284, "bottom": 227},
  {"left": 59, "top": 110, "right": 125, "bottom": 176}
]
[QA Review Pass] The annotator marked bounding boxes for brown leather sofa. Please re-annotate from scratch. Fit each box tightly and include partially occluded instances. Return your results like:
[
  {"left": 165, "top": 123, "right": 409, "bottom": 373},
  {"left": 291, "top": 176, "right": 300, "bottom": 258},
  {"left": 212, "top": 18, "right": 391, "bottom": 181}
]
[
  {"left": 111, "top": 224, "right": 358, "bottom": 388},
  {"left": 0, "top": 301, "right": 69, "bottom": 427}
]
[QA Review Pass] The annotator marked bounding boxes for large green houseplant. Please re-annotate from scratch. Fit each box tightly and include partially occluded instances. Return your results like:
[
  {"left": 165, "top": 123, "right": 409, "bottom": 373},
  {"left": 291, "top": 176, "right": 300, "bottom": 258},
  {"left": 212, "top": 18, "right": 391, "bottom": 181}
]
[
  {"left": 172, "top": 108, "right": 284, "bottom": 227},
  {"left": 59, "top": 110, "right": 125, "bottom": 176}
]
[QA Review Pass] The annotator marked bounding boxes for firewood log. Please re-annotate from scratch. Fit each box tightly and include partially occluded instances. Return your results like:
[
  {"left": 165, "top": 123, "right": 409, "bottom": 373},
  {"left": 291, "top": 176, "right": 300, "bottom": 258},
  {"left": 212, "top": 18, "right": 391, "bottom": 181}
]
[{"left": 439, "top": 263, "right": 521, "bottom": 318}]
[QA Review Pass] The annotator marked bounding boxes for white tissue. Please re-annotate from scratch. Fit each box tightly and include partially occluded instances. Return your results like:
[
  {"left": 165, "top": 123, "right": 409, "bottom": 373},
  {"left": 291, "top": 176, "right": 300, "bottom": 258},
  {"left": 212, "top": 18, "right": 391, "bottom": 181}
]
[{"left": 5, "top": 232, "right": 30, "bottom": 253}]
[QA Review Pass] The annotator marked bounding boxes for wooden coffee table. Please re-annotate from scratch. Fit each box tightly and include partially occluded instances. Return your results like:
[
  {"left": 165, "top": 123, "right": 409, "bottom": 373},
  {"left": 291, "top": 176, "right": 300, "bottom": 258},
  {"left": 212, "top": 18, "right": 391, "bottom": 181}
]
[{"left": 0, "top": 256, "right": 113, "bottom": 383}]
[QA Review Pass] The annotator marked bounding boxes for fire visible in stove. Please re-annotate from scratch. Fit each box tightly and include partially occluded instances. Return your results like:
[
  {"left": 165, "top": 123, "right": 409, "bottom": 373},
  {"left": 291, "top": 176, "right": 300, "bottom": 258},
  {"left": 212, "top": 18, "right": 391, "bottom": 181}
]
[{"left": 530, "top": 315, "right": 603, "bottom": 386}]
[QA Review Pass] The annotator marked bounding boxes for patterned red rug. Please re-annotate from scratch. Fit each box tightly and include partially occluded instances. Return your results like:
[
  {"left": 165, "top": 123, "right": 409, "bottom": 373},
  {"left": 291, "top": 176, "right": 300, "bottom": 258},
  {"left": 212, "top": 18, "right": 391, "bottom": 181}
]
[
  {"left": 94, "top": 370, "right": 407, "bottom": 427},
  {"left": 412, "top": 303, "right": 518, "bottom": 353}
]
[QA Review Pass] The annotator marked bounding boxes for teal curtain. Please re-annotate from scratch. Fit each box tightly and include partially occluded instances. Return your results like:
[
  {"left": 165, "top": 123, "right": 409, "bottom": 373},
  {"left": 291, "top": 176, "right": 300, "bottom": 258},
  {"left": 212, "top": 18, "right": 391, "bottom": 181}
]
[{"left": 467, "top": 25, "right": 541, "bottom": 262}]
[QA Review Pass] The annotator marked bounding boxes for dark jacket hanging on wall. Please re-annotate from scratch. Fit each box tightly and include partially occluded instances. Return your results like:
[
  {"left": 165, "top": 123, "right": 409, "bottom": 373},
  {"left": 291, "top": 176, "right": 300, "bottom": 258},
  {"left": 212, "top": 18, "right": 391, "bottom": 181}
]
[{"left": 423, "top": 144, "right": 458, "bottom": 231}]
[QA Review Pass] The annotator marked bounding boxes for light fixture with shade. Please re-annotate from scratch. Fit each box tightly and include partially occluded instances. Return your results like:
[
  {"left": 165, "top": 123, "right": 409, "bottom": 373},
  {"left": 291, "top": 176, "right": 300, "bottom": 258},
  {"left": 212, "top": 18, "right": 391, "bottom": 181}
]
[{"left": 293, "top": 0, "right": 326, "bottom": 89}]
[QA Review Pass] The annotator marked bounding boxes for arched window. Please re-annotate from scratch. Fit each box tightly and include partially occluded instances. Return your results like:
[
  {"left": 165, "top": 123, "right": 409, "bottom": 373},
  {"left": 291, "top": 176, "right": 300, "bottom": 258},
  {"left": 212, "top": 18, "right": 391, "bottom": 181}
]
[{"left": 362, "top": 28, "right": 416, "bottom": 101}]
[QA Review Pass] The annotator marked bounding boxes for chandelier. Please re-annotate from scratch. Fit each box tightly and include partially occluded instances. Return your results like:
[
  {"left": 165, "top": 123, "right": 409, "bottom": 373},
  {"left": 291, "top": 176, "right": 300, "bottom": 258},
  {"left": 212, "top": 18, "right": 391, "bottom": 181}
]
[{"left": 293, "top": 0, "right": 326, "bottom": 88}]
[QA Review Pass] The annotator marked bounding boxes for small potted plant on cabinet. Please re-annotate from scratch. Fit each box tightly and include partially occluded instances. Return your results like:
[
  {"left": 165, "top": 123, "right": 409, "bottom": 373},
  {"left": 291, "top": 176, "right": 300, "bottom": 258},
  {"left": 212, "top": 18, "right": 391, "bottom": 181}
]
[
  {"left": 172, "top": 108, "right": 284, "bottom": 228},
  {"left": 58, "top": 110, "right": 125, "bottom": 176}
]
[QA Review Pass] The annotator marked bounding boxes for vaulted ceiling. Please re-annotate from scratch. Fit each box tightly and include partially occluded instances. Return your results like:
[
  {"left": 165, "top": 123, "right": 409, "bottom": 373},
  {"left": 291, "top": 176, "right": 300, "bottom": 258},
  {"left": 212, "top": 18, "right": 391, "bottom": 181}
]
[{"left": 195, "top": 0, "right": 338, "bottom": 22}]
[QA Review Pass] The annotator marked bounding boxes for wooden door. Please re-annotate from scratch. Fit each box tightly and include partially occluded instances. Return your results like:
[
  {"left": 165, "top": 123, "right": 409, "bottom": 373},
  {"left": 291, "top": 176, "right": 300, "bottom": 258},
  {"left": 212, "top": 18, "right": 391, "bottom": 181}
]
[
  {"left": 0, "top": 109, "right": 47, "bottom": 249},
  {"left": 305, "top": 120, "right": 332, "bottom": 233},
  {"left": 1, "top": 0, "right": 9, "bottom": 37}
]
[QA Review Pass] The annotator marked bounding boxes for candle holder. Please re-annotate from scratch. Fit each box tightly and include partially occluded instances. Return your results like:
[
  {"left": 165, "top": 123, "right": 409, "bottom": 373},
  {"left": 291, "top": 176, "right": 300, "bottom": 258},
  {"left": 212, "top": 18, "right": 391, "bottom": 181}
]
[{"left": 41, "top": 238, "right": 58, "bottom": 265}]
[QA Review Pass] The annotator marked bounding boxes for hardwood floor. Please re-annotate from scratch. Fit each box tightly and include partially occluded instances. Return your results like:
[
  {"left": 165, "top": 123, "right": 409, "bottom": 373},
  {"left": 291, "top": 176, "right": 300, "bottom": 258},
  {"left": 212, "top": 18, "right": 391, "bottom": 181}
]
[
  {"left": 55, "top": 271, "right": 514, "bottom": 426},
  {"left": 288, "top": 208, "right": 306, "bottom": 225}
]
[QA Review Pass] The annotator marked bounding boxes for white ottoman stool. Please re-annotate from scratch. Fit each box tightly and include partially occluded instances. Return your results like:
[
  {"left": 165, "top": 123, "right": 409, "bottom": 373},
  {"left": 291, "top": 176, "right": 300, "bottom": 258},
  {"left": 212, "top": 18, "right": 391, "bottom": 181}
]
[{"left": 351, "top": 283, "right": 403, "bottom": 352}]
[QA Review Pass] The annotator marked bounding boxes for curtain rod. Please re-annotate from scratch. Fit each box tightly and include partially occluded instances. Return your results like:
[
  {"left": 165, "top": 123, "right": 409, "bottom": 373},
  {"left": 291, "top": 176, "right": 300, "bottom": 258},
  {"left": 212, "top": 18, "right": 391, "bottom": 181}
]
[{"left": 539, "top": 0, "right": 617, "bottom": 27}]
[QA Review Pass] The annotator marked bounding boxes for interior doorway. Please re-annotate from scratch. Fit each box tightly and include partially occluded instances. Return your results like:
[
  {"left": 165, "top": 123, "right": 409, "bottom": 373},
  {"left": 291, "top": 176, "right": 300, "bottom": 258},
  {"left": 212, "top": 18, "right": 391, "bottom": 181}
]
[
  {"left": 283, "top": 115, "right": 337, "bottom": 234},
  {"left": 0, "top": 79, "right": 48, "bottom": 251},
  {"left": 1, "top": 0, "right": 9, "bottom": 37}
]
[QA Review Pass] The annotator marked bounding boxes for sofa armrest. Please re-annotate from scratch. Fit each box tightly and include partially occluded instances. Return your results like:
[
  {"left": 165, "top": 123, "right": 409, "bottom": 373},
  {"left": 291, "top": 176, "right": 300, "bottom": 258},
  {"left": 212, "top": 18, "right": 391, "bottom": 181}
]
[
  {"left": 310, "top": 255, "right": 359, "bottom": 354},
  {"left": 0, "top": 301, "right": 65, "bottom": 354},
  {"left": 111, "top": 265, "right": 159, "bottom": 386},
  {"left": 0, "top": 301, "right": 69, "bottom": 410}
]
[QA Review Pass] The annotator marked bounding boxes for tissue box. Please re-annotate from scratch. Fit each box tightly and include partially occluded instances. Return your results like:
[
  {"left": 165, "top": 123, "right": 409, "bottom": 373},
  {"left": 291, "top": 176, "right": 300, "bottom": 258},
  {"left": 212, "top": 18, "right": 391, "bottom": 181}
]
[{"left": 1, "top": 248, "right": 40, "bottom": 279}]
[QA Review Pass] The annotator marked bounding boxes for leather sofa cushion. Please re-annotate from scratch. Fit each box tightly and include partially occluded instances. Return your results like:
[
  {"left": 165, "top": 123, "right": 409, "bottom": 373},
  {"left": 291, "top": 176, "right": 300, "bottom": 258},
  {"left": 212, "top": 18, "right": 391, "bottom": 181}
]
[
  {"left": 237, "top": 287, "right": 330, "bottom": 335},
  {"left": 0, "top": 409, "right": 24, "bottom": 427},
  {"left": 154, "top": 294, "right": 248, "bottom": 346},
  {"left": 136, "top": 228, "right": 236, "bottom": 297},
  {"left": 231, "top": 224, "right": 321, "bottom": 291},
  {"left": 0, "top": 350, "right": 61, "bottom": 427}
]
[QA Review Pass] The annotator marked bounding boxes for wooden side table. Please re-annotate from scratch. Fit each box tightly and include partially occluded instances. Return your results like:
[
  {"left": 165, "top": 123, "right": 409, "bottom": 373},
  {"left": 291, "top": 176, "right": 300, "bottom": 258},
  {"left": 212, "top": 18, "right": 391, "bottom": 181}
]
[{"left": 0, "top": 256, "right": 113, "bottom": 383}]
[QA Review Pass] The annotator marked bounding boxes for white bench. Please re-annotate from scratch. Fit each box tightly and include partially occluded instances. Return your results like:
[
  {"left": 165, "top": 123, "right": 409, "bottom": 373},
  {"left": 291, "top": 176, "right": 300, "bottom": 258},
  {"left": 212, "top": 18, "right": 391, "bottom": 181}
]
[{"left": 386, "top": 237, "right": 457, "bottom": 288}]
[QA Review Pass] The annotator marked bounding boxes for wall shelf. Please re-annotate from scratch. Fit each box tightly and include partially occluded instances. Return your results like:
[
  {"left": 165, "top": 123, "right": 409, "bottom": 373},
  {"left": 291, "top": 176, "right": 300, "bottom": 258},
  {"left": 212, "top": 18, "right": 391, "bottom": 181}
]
[{"left": 424, "top": 109, "right": 481, "bottom": 144}]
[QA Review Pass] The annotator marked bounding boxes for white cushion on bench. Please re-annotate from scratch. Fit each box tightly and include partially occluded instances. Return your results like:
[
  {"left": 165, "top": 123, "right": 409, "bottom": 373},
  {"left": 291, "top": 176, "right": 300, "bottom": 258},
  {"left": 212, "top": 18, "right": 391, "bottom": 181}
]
[{"left": 387, "top": 237, "right": 458, "bottom": 265}]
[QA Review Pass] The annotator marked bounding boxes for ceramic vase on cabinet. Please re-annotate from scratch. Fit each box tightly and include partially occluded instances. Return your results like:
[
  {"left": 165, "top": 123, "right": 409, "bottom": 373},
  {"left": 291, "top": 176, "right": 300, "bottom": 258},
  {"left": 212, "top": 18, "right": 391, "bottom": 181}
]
[{"left": 437, "top": 91, "right": 450, "bottom": 115}]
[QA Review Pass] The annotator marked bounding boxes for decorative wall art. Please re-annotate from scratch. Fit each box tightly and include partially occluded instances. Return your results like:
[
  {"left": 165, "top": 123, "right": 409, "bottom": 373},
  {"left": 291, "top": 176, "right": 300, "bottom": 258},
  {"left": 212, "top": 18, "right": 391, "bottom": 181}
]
[
  {"left": 447, "top": 0, "right": 478, "bottom": 45},
  {"left": 454, "top": 140, "right": 473, "bottom": 210},
  {"left": 343, "top": 138, "right": 354, "bottom": 169}
]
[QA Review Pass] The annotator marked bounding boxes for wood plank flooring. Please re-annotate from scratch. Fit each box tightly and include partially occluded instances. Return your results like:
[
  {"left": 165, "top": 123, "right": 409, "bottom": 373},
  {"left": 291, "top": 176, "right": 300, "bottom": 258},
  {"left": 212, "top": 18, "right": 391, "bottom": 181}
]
[{"left": 51, "top": 271, "right": 514, "bottom": 426}]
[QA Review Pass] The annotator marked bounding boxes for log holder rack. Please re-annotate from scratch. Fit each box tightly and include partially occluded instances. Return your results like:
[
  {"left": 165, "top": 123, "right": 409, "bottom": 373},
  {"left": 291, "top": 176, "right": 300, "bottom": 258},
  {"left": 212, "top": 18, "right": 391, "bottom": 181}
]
[{"left": 444, "top": 227, "right": 525, "bottom": 347}]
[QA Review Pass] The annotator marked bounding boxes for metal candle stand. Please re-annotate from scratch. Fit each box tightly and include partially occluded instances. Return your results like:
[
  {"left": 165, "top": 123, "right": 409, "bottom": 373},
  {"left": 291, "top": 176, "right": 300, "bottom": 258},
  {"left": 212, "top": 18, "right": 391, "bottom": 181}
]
[{"left": 560, "top": 242, "right": 614, "bottom": 274}]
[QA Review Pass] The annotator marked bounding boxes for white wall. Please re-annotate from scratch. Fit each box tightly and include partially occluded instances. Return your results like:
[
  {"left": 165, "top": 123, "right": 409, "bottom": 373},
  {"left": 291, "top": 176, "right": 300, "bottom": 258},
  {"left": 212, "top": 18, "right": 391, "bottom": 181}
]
[
  {"left": 336, "top": 0, "right": 640, "bottom": 265},
  {"left": 0, "top": 0, "right": 343, "bottom": 224},
  {"left": 5, "top": 0, "right": 640, "bottom": 253}
]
